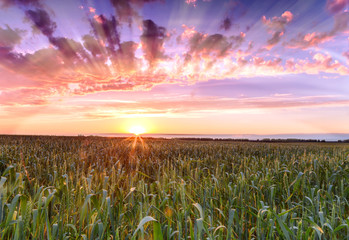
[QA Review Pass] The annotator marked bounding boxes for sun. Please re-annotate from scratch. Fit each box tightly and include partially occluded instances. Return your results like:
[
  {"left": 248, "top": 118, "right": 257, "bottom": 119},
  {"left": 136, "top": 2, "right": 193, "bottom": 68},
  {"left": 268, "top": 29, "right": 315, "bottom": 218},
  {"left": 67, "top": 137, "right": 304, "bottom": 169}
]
[{"left": 129, "top": 125, "right": 146, "bottom": 136}]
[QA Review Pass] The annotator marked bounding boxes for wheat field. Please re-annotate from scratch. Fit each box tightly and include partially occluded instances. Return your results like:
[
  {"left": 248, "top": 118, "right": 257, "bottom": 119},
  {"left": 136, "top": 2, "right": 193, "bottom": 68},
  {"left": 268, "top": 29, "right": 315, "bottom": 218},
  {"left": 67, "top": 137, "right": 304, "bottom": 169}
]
[{"left": 0, "top": 135, "right": 348, "bottom": 239}]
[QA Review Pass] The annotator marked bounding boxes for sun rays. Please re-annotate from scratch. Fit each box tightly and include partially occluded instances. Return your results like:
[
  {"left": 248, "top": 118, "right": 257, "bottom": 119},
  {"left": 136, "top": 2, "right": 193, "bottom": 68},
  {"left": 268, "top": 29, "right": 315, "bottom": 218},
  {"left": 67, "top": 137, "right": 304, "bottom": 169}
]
[{"left": 129, "top": 125, "right": 146, "bottom": 136}]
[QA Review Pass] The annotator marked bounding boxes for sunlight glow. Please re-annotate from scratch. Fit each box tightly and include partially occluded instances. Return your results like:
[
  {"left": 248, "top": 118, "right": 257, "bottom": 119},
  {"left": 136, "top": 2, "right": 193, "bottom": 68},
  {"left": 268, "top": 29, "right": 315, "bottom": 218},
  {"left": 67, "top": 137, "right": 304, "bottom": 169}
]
[{"left": 129, "top": 125, "right": 146, "bottom": 135}]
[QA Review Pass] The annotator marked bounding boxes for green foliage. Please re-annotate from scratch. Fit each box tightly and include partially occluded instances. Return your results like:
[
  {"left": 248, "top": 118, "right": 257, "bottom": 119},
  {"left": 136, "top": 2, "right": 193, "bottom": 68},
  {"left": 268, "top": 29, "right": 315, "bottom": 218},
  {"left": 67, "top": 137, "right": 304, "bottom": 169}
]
[{"left": 0, "top": 135, "right": 348, "bottom": 239}]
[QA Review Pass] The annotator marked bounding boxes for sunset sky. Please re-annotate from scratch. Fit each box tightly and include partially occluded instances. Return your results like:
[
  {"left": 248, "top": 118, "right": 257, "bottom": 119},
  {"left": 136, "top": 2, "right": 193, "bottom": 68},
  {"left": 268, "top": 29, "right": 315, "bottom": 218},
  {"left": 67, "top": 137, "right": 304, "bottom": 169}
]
[{"left": 0, "top": 0, "right": 348, "bottom": 135}]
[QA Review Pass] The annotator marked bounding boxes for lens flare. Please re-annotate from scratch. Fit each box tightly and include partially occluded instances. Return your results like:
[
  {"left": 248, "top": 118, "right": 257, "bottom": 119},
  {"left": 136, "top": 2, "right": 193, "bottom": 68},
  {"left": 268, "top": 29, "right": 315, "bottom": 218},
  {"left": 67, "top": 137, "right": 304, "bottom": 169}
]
[{"left": 129, "top": 125, "right": 146, "bottom": 135}]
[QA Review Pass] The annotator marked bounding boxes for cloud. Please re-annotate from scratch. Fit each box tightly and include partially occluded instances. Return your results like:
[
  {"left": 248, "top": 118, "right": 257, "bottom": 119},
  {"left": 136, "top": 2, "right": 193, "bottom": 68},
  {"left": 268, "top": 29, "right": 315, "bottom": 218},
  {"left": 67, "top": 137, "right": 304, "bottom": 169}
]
[
  {"left": 0, "top": 25, "right": 24, "bottom": 49},
  {"left": 188, "top": 33, "right": 232, "bottom": 57},
  {"left": 332, "top": 11, "right": 349, "bottom": 32},
  {"left": 326, "top": 0, "right": 349, "bottom": 14},
  {"left": 111, "top": 41, "right": 139, "bottom": 72},
  {"left": 0, "top": 10, "right": 169, "bottom": 105},
  {"left": 82, "top": 34, "right": 105, "bottom": 56},
  {"left": 0, "top": 0, "right": 348, "bottom": 108},
  {"left": 0, "top": 43, "right": 74, "bottom": 82},
  {"left": 25, "top": 8, "right": 91, "bottom": 65},
  {"left": 220, "top": 1, "right": 247, "bottom": 31},
  {"left": 21, "top": 48, "right": 63, "bottom": 75},
  {"left": 287, "top": 11, "right": 349, "bottom": 49},
  {"left": 262, "top": 11, "right": 293, "bottom": 32},
  {"left": 109, "top": 0, "right": 159, "bottom": 25},
  {"left": 179, "top": 25, "right": 245, "bottom": 68},
  {"left": 253, "top": 56, "right": 282, "bottom": 67},
  {"left": 25, "top": 8, "right": 57, "bottom": 38},
  {"left": 89, "top": 14, "right": 121, "bottom": 52},
  {"left": 78, "top": 94, "right": 349, "bottom": 119},
  {"left": 262, "top": 11, "right": 293, "bottom": 49},
  {"left": 287, "top": 53, "right": 349, "bottom": 75},
  {"left": 287, "top": 32, "right": 334, "bottom": 49},
  {"left": 220, "top": 17, "right": 232, "bottom": 31},
  {"left": 343, "top": 50, "right": 349, "bottom": 60},
  {"left": 185, "top": 0, "right": 197, "bottom": 7},
  {"left": 70, "top": 72, "right": 169, "bottom": 96},
  {"left": 1, "top": 44, "right": 348, "bottom": 106},
  {"left": 140, "top": 19, "right": 167, "bottom": 67},
  {"left": 0, "top": 87, "right": 53, "bottom": 105},
  {"left": 72, "top": 82, "right": 135, "bottom": 95},
  {"left": 0, "top": 0, "right": 42, "bottom": 8}
]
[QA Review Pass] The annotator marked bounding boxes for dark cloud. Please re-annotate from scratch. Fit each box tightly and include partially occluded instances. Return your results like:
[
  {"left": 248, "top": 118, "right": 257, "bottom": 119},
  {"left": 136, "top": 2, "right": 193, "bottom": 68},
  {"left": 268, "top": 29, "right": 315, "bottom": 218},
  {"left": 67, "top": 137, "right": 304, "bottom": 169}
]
[
  {"left": 267, "top": 31, "right": 283, "bottom": 47},
  {"left": 50, "top": 37, "right": 86, "bottom": 61},
  {"left": 25, "top": 8, "right": 56, "bottom": 38},
  {"left": 0, "top": 47, "right": 63, "bottom": 78},
  {"left": 109, "top": 0, "right": 159, "bottom": 25},
  {"left": 220, "top": 17, "right": 232, "bottom": 31},
  {"left": 0, "top": 48, "right": 24, "bottom": 70},
  {"left": 89, "top": 14, "right": 121, "bottom": 52},
  {"left": 109, "top": 0, "right": 134, "bottom": 24},
  {"left": 180, "top": 30, "right": 244, "bottom": 70},
  {"left": 25, "top": 8, "right": 89, "bottom": 64},
  {"left": 186, "top": 32, "right": 244, "bottom": 61},
  {"left": 220, "top": 1, "right": 247, "bottom": 31},
  {"left": 188, "top": 33, "right": 231, "bottom": 58},
  {"left": 140, "top": 19, "right": 167, "bottom": 67}
]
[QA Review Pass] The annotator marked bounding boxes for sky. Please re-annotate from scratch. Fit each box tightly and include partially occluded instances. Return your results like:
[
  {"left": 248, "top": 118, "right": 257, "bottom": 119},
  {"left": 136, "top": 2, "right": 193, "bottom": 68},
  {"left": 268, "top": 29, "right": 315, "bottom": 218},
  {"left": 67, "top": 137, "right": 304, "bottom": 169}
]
[{"left": 0, "top": 0, "right": 348, "bottom": 136}]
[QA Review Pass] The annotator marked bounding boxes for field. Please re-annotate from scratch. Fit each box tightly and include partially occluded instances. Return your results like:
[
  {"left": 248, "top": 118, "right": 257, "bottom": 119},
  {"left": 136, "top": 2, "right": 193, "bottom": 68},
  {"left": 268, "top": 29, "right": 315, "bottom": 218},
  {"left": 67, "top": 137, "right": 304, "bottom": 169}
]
[{"left": 0, "top": 135, "right": 349, "bottom": 239}]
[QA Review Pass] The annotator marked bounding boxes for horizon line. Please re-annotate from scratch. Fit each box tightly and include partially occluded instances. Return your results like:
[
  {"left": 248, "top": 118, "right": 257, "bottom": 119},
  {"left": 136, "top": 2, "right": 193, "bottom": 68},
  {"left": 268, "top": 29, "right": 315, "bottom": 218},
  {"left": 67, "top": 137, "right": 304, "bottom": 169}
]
[{"left": 2, "top": 132, "right": 349, "bottom": 141}]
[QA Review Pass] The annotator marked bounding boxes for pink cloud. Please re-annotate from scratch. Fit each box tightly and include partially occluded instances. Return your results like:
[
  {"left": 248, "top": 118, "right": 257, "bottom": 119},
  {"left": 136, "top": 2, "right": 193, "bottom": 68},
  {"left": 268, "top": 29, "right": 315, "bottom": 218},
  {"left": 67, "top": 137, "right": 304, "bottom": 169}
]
[
  {"left": 0, "top": 5, "right": 348, "bottom": 109},
  {"left": 185, "top": 0, "right": 197, "bottom": 7},
  {"left": 287, "top": 11, "right": 349, "bottom": 49},
  {"left": 178, "top": 25, "right": 245, "bottom": 70},
  {"left": 287, "top": 53, "right": 349, "bottom": 75},
  {"left": 262, "top": 11, "right": 293, "bottom": 31},
  {"left": 326, "top": 0, "right": 349, "bottom": 14},
  {"left": 343, "top": 50, "right": 349, "bottom": 61},
  {"left": 281, "top": 11, "right": 293, "bottom": 22},
  {"left": 0, "top": 88, "right": 53, "bottom": 105},
  {"left": 76, "top": 94, "right": 349, "bottom": 120},
  {"left": 288, "top": 32, "right": 334, "bottom": 49},
  {"left": 262, "top": 11, "right": 293, "bottom": 49}
]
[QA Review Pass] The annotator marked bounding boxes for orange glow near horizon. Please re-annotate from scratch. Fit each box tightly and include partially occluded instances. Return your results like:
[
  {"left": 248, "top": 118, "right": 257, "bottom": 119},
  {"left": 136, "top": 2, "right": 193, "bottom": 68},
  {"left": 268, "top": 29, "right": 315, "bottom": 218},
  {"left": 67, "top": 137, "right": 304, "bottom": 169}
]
[
  {"left": 0, "top": 0, "right": 348, "bottom": 137},
  {"left": 129, "top": 125, "right": 146, "bottom": 136}
]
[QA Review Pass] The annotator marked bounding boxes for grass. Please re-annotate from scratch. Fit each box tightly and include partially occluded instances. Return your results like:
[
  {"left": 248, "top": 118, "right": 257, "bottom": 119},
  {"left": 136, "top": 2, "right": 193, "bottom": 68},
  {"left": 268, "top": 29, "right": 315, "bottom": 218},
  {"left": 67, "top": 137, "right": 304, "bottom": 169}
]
[{"left": 0, "top": 135, "right": 349, "bottom": 239}]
